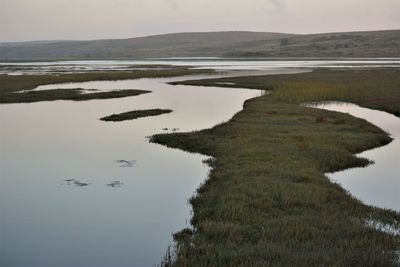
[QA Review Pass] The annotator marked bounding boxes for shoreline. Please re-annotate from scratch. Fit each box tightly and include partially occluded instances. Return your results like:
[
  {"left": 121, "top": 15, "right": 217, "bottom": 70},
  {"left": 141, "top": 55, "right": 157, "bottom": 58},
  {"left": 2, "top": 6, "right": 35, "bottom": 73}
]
[
  {"left": 0, "top": 67, "right": 214, "bottom": 104},
  {"left": 310, "top": 101, "right": 400, "bottom": 211},
  {"left": 152, "top": 68, "right": 400, "bottom": 266}
]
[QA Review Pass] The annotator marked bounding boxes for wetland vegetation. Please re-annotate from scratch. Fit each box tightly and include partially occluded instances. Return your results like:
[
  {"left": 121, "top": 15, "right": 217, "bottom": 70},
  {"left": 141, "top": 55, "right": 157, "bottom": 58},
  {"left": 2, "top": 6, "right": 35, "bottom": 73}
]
[
  {"left": 100, "top": 109, "right": 173, "bottom": 121},
  {"left": 153, "top": 68, "right": 400, "bottom": 266},
  {"left": 2, "top": 88, "right": 151, "bottom": 103},
  {"left": 171, "top": 68, "right": 400, "bottom": 116},
  {"left": 0, "top": 66, "right": 213, "bottom": 104}
]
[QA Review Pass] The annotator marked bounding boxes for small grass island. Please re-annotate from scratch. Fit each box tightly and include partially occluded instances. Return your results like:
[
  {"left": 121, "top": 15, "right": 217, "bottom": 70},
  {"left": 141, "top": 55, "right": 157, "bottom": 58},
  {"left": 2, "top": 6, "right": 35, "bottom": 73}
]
[{"left": 100, "top": 109, "right": 173, "bottom": 121}]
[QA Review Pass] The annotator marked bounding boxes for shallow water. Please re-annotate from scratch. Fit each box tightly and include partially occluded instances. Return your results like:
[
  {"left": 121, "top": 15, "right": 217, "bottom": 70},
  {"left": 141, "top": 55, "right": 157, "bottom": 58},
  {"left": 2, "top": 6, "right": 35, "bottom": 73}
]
[
  {"left": 310, "top": 102, "right": 400, "bottom": 211},
  {"left": 0, "top": 72, "right": 268, "bottom": 267},
  {"left": 1, "top": 58, "right": 399, "bottom": 75}
]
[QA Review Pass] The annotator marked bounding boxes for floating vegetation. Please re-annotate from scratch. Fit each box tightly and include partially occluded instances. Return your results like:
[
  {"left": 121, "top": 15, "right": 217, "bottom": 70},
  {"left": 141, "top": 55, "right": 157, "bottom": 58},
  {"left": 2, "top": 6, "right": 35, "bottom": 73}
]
[
  {"left": 63, "top": 179, "right": 91, "bottom": 187},
  {"left": 115, "top": 160, "right": 136, "bottom": 167},
  {"left": 63, "top": 178, "right": 125, "bottom": 188},
  {"left": 74, "top": 181, "right": 89, "bottom": 187},
  {"left": 107, "top": 181, "right": 124, "bottom": 188}
]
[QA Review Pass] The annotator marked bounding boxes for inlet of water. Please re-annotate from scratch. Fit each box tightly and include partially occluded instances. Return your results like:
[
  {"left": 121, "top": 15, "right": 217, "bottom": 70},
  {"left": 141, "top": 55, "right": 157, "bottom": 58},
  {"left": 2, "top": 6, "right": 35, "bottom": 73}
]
[
  {"left": 309, "top": 102, "right": 400, "bottom": 211},
  {"left": 0, "top": 71, "right": 268, "bottom": 267}
]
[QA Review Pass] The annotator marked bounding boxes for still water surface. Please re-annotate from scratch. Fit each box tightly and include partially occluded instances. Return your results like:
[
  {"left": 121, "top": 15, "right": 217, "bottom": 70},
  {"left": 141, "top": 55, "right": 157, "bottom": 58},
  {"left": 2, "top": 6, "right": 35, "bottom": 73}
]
[
  {"left": 311, "top": 102, "right": 400, "bottom": 211},
  {"left": 0, "top": 72, "right": 266, "bottom": 267},
  {"left": 1, "top": 58, "right": 399, "bottom": 75}
]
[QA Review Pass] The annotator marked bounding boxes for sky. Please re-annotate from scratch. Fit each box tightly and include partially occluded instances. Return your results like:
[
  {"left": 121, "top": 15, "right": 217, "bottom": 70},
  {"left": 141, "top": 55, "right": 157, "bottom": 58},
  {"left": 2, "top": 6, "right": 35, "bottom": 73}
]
[{"left": 0, "top": 0, "right": 399, "bottom": 42}]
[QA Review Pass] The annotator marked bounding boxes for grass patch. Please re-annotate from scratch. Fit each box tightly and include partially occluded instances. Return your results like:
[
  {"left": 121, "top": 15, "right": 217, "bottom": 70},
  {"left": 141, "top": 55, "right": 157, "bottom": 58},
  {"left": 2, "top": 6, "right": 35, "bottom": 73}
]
[
  {"left": 100, "top": 109, "right": 172, "bottom": 121},
  {"left": 171, "top": 68, "right": 400, "bottom": 117},
  {"left": 0, "top": 67, "right": 213, "bottom": 104},
  {"left": 154, "top": 68, "right": 400, "bottom": 266},
  {"left": 1, "top": 88, "right": 150, "bottom": 103}
]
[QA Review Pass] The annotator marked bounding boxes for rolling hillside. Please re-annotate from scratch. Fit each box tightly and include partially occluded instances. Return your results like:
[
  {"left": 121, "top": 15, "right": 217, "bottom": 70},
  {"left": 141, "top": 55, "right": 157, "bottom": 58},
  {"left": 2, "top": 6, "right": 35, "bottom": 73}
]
[{"left": 0, "top": 30, "right": 399, "bottom": 60}]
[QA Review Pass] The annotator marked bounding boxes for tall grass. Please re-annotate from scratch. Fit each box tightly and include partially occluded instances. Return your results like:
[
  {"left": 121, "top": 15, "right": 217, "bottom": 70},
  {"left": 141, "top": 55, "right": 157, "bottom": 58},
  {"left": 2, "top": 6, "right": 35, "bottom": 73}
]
[{"left": 154, "top": 69, "right": 400, "bottom": 266}]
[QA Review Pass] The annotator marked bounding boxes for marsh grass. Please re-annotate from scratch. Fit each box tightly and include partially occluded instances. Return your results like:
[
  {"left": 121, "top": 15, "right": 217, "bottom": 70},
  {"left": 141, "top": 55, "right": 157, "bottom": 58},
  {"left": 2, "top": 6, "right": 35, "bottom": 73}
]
[
  {"left": 172, "top": 69, "right": 400, "bottom": 116},
  {"left": 0, "top": 67, "right": 213, "bottom": 104},
  {"left": 154, "top": 69, "right": 400, "bottom": 266},
  {"left": 2, "top": 88, "right": 150, "bottom": 103},
  {"left": 100, "top": 109, "right": 172, "bottom": 121}
]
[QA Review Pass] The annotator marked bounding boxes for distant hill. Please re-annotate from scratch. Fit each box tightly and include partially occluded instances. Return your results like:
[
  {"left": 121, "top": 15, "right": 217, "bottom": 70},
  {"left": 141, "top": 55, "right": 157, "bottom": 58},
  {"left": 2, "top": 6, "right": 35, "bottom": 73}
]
[{"left": 0, "top": 30, "right": 399, "bottom": 61}]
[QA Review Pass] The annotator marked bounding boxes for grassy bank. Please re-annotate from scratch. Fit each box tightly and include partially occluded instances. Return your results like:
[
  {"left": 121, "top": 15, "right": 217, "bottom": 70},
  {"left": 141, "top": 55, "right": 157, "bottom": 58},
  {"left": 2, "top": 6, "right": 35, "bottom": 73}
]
[
  {"left": 153, "top": 69, "right": 400, "bottom": 266},
  {"left": 171, "top": 69, "right": 400, "bottom": 116},
  {"left": 1, "top": 88, "right": 150, "bottom": 103},
  {"left": 0, "top": 67, "right": 213, "bottom": 104},
  {"left": 100, "top": 109, "right": 172, "bottom": 121}
]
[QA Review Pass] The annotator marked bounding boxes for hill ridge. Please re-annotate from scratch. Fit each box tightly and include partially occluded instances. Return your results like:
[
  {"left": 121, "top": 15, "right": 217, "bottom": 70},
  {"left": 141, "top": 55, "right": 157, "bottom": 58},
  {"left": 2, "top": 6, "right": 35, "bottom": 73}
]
[{"left": 0, "top": 30, "right": 399, "bottom": 60}]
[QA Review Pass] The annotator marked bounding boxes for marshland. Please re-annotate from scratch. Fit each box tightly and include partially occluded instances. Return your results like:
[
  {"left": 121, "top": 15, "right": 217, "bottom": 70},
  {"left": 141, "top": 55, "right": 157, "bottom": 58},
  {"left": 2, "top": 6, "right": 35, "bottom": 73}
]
[
  {"left": 3, "top": 0, "right": 400, "bottom": 265},
  {"left": 0, "top": 59, "right": 399, "bottom": 267}
]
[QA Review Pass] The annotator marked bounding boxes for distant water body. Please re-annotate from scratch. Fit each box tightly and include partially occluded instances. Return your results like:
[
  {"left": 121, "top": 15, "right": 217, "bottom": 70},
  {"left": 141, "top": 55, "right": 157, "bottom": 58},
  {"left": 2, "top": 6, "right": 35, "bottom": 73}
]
[{"left": 1, "top": 58, "right": 400, "bottom": 75}]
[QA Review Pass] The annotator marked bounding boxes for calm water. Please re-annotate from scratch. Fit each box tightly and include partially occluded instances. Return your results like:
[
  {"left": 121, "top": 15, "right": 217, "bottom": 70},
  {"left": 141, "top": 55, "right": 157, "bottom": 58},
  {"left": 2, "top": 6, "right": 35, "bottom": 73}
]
[
  {"left": 1, "top": 58, "right": 400, "bottom": 75},
  {"left": 311, "top": 102, "right": 400, "bottom": 211},
  {"left": 0, "top": 71, "right": 268, "bottom": 267}
]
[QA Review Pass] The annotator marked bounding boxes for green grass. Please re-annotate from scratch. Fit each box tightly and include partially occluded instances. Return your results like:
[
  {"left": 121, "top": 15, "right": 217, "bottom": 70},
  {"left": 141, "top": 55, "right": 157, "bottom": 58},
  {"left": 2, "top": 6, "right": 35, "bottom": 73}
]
[
  {"left": 0, "top": 67, "right": 213, "bottom": 104},
  {"left": 153, "top": 69, "right": 400, "bottom": 266},
  {"left": 171, "top": 68, "right": 400, "bottom": 116},
  {"left": 0, "top": 88, "right": 150, "bottom": 103},
  {"left": 100, "top": 109, "right": 173, "bottom": 121}
]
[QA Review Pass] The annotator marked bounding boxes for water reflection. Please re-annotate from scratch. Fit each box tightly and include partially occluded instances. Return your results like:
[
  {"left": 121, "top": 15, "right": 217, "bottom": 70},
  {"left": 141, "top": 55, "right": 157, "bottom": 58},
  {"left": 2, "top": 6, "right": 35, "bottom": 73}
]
[
  {"left": 310, "top": 102, "right": 400, "bottom": 211},
  {"left": 1, "top": 58, "right": 399, "bottom": 75},
  {"left": 0, "top": 73, "right": 264, "bottom": 267}
]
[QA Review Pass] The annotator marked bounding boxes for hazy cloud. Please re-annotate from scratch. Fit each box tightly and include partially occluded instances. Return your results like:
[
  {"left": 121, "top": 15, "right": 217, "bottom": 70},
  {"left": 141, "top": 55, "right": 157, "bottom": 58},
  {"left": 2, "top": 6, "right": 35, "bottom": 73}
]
[
  {"left": 0, "top": 0, "right": 399, "bottom": 42},
  {"left": 268, "top": 0, "right": 286, "bottom": 13}
]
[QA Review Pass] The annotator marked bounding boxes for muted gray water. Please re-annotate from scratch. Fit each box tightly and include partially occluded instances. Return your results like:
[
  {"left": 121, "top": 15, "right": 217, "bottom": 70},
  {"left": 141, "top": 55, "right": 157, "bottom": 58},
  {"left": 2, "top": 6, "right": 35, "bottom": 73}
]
[
  {"left": 311, "top": 102, "right": 400, "bottom": 211},
  {"left": 0, "top": 72, "right": 266, "bottom": 267},
  {"left": 1, "top": 58, "right": 400, "bottom": 75}
]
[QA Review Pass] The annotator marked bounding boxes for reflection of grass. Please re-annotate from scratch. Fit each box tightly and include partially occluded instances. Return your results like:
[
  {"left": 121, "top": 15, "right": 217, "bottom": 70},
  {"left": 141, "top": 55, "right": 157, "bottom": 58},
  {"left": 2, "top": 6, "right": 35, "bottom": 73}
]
[
  {"left": 0, "top": 67, "right": 213, "bottom": 104},
  {"left": 172, "top": 69, "right": 400, "bottom": 116},
  {"left": 154, "top": 69, "right": 400, "bottom": 266},
  {"left": 100, "top": 109, "right": 172, "bottom": 121}
]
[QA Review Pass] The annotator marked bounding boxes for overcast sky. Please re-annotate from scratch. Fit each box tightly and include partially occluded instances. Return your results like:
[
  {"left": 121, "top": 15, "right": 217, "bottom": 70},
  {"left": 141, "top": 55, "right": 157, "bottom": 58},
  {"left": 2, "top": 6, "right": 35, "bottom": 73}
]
[{"left": 1, "top": 0, "right": 399, "bottom": 42}]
